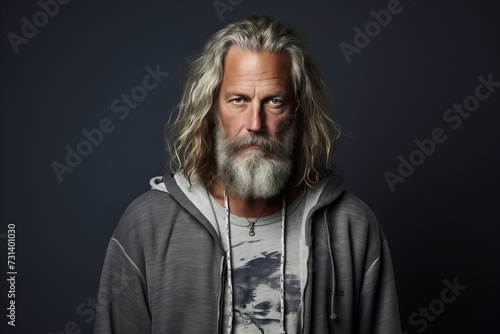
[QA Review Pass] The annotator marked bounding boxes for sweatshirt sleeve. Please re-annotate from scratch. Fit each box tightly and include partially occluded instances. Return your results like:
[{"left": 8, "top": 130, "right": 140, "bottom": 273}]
[
  {"left": 357, "top": 236, "right": 401, "bottom": 334},
  {"left": 94, "top": 237, "right": 151, "bottom": 334}
]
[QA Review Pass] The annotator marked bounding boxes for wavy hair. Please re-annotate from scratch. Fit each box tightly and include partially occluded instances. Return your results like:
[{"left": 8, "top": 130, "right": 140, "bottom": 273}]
[{"left": 167, "top": 14, "right": 340, "bottom": 188}]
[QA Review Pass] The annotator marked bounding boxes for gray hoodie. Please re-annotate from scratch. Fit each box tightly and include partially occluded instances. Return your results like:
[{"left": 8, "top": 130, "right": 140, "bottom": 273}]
[{"left": 95, "top": 172, "right": 401, "bottom": 333}]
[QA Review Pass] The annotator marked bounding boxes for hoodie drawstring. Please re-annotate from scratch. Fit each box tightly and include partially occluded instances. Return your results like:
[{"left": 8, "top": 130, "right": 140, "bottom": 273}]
[{"left": 323, "top": 211, "right": 338, "bottom": 320}]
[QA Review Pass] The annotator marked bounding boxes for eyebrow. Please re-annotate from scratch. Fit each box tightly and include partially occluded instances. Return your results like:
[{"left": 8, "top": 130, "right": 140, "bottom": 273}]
[
  {"left": 222, "top": 90, "right": 289, "bottom": 100},
  {"left": 223, "top": 91, "right": 250, "bottom": 100}
]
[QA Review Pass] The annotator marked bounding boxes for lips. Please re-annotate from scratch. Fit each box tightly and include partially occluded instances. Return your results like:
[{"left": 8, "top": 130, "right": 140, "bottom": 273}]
[
  {"left": 237, "top": 145, "right": 262, "bottom": 155},
  {"left": 226, "top": 133, "right": 281, "bottom": 157},
  {"left": 247, "top": 143, "right": 261, "bottom": 149}
]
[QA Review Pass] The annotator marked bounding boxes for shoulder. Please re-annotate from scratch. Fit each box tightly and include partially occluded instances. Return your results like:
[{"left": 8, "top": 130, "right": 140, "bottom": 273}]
[
  {"left": 120, "top": 190, "right": 174, "bottom": 223},
  {"left": 324, "top": 191, "right": 386, "bottom": 255},
  {"left": 112, "top": 189, "right": 180, "bottom": 244},
  {"left": 330, "top": 192, "right": 379, "bottom": 227},
  {"left": 306, "top": 175, "right": 382, "bottom": 239},
  {"left": 123, "top": 189, "right": 172, "bottom": 215},
  {"left": 312, "top": 175, "right": 378, "bottom": 228}
]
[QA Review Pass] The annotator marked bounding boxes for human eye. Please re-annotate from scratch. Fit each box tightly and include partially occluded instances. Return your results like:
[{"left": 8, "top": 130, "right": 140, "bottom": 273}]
[
  {"left": 265, "top": 98, "right": 285, "bottom": 114},
  {"left": 268, "top": 98, "right": 283, "bottom": 106},
  {"left": 231, "top": 97, "right": 244, "bottom": 104}
]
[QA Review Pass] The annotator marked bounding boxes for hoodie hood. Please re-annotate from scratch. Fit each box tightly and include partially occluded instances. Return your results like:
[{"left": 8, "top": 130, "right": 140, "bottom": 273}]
[
  {"left": 299, "top": 174, "right": 345, "bottom": 246},
  {"left": 150, "top": 171, "right": 345, "bottom": 244}
]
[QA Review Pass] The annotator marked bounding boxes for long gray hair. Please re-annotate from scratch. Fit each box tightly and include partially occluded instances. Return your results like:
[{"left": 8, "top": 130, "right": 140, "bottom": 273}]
[{"left": 167, "top": 14, "right": 339, "bottom": 187}]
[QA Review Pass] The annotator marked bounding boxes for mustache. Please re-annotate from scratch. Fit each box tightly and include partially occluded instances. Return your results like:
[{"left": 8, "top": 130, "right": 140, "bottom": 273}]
[{"left": 222, "top": 132, "right": 285, "bottom": 155}]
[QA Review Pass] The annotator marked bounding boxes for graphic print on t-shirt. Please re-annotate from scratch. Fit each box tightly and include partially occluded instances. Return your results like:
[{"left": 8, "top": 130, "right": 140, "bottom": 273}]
[
  {"left": 209, "top": 189, "right": 306, "bottom": 332},
  {"left": 232, "top": 247, "right": 301, "bottom": 333}
]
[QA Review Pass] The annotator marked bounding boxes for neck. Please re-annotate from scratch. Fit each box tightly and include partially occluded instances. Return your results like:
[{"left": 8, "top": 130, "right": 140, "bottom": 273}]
[{"left": 209, "top": 177, "right": 304, "bottom": 218}]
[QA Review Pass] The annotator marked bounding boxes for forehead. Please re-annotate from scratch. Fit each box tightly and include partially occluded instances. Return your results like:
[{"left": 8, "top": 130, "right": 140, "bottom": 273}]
[{"left": 220, "top": 46, "right": 293, "bottom": 91}]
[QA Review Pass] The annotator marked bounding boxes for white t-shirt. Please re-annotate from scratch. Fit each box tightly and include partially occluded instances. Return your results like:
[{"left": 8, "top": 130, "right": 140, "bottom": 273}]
[{"left": 210, "top": 190, "right": 306, "bottom": 333}]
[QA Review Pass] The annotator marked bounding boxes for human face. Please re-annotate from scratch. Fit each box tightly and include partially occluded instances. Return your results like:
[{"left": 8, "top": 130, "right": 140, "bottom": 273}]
[
  {"left": 214, "top": 47, "right": 297, "bottom": 199},
  {"left": 216, "top": 47, "right": 296, "bottom": 151}
]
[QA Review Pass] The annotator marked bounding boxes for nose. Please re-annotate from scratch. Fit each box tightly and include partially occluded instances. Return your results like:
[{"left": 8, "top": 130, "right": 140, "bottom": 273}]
[{"left": 246, "top": 102, "right": 265, "bottom": 133}]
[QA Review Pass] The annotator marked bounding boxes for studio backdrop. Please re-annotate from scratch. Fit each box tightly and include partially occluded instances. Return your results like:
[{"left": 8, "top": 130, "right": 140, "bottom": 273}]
[{"left": 1, "top": 0, "right": 499, "bottom": 333}]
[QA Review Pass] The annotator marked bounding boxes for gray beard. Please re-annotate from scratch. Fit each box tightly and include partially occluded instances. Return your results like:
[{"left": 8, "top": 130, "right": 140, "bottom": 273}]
[{"left": 215, "top": 118, "right": 297, "bottom": 200}]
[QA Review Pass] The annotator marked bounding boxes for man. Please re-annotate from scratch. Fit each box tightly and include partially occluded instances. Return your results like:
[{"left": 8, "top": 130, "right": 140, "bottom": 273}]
[{"left": 95, "top": 14, "right": 400, "bottom": 333}]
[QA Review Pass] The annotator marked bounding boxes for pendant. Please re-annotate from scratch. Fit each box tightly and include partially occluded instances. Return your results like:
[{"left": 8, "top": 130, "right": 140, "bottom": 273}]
[{"left": 248, "top": 221, "right": 255, "bottom": 236}]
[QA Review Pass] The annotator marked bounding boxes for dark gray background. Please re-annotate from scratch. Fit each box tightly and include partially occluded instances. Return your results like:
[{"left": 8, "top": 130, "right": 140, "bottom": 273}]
[{"left": 1, "top": 0, "right": 499, "bottom": 333}]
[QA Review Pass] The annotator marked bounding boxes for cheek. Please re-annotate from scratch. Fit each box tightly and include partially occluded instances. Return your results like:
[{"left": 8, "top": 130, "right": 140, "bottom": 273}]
[
  {"left": 217, "top": 112, "right": 241, "bottom": 138},
  {"left": 273, "top": 115, "right": 294, "bottom": 134},
  {"left": 217, "top": 108, "right": 249, "bottom": 138}
]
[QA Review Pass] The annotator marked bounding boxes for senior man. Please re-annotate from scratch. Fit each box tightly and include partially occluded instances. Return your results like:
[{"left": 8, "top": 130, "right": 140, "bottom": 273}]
[{"left": 95, "top": 14, "right": 400, "bottom": 334}]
